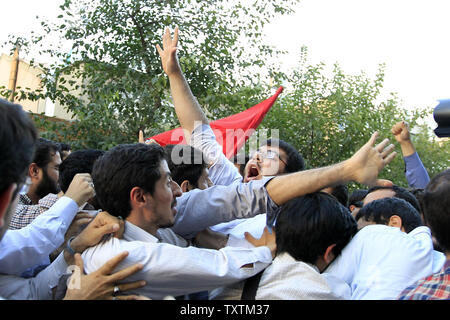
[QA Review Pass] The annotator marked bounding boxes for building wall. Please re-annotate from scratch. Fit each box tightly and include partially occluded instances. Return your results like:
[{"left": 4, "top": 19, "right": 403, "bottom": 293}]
[{"left": 0, "top": 52, "right": 75, "bottom": 121}]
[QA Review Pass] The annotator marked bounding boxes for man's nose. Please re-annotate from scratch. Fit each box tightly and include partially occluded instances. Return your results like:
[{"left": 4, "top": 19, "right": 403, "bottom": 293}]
[{"left": 172, "top": 181, "right": 182, "bottom": 197}]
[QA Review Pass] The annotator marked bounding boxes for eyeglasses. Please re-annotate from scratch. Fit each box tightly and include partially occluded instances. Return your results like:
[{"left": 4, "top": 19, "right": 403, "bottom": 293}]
[
  {"left": 251, "top": 150, "right": 287, "bottom": 166},
  {"left": 19, "top": 177, "right": 32, "bottom": 195}
]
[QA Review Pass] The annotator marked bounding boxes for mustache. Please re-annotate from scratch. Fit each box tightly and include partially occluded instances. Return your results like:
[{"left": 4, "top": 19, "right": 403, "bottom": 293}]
[{"left": 171, "top": 199, "right": 177, "bottom": 208}]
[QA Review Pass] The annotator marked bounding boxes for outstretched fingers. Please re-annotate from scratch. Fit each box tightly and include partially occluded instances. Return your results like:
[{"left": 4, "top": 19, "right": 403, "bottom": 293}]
[
  {"left": 98, "top": 251, "right": 129, "bottom": 274},
  {"left": 380, "top": 143, "right": 395, "bottom": 159},
  {"left": 383, "top": 149, "right": 397, "bottom": 165},
  {"left": 109, "top": 262, "right": 144, "bottom": 283},
  {"left": 375, "top": 138, "right": 390, "bottom": 153}
]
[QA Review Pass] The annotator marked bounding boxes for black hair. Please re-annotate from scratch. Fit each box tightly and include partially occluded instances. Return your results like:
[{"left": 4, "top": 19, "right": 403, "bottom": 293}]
[
  {"left": 355, "top": 197, "right": 423, "bottom": 233},
  {"left": 92, "top": 143, "right": 166, "bottom": 219},
  {"left": 275, "top": 192, "right": 357, "bottom": 265},
  {"left": 164, "top": 144, "right": 207, "bottom": 188},
  {"left": 262, "top": 138, "right": 305, "bottom": 173},
  {"left": 33, "top": 138, "right": 60, "bottom": 169},
  {"left": 407, "top": 187, "right": 425, "bottom": 215},
  {"left": 348, "top": 189, "right": 368, "bottom": 209},
  {"left": 0, "top": 99, "right": 38, "bottom": 194},
  {"left": 328, "top": 184, "right": 349, "bottom": 207},
  {"left": 59, "top": 149, "right": 105, "bottom": 193},
  {"left": 422, "top": 169, "right": 450, "bottom": 251},
  {"left": 366, "top": 185, "right": 421, "bottom": 213},
  {"left": 57, "top": 142, "right": 71, "bottom": 152}
]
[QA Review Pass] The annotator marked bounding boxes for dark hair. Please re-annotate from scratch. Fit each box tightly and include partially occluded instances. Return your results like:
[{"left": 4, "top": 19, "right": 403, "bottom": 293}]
[
  {"left": 262, "top": 138, "right": 305, "bottom": 173},
  {"left": 366, "top": 185, "right": 421, "bottom": 213},
  {"left": 164, "top": 144, "right": 207, "bottom": 188},
  {"left": 348, "top": 189, "right": 368, "bottom": 209},
  {"left": 407, "top": 187, "right": 425, "bottom": 215},
  {"left": 355, "top": 197, "right": 423, "bottom": 233},
  {"left": 275, "top": 192, "right": 357, "bottom": 265},
  {"left": 92, "top": 143, "right": 166, "bottom": 218},
  {"left": 59, "top": 149, "right": 105, "bottom": 193},
  {"left": 0, "top": 99, "right": 38, "bottom": 194},
  {"left": 422, "top": 169, "right": 450, "bottom": 251},
  {"left": 57, "top": 142, "right": 71, "bottom": 152},
  {"left": 328, "top": 184, "right": 349, "bottom": 207},
  {"left": 33, "top": 138, "right": 60, "bottom": 169}
]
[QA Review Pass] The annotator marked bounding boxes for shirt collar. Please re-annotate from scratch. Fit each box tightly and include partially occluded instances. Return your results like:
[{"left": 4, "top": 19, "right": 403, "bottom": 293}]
[
  {"left": 123, "top": 221, "right": 159, "bottom": 243},
  {"left": 18, "top": 193, "right": 32, "bottom": 205}
]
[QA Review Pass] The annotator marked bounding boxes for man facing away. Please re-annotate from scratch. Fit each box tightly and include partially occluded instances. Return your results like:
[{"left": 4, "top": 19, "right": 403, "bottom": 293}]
[{"left": 398, "top": 169, "right": 450, "bottom": 299}]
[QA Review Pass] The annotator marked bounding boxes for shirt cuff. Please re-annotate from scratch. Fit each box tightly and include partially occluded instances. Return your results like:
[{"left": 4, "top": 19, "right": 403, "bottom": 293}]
[
  {"left": 52, "top": 196, "right": 79, "bottom": 226},
  {"left": 403, "top": 151, "right": 420, "bottom": 166}
]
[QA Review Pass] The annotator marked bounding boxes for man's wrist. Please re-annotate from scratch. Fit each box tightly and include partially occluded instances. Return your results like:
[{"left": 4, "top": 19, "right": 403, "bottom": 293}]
[
  {"left": 399, "top": 140, "right": 416, "bottom": 157},
  {"left": 68, "top": 236, "right": 86, "bottom": 254}
]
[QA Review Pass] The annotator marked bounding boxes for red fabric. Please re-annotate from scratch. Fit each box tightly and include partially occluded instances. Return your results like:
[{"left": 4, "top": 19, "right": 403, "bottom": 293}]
[{"left": 146, "top": 86, "right": 283, "bottom": 159}]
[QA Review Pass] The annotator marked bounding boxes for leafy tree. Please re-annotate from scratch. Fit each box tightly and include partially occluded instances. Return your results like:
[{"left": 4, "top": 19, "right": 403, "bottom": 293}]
[
  {"left": 2, "top": 0, "right": 298, "bottom": 150},
  {"left": 259, "top": 47, "right": 447, "bottom": 189}
]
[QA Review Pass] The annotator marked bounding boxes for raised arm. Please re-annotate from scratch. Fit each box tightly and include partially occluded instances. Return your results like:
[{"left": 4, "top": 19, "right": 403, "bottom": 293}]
[
  {"left": 266, "top": 132, "right": 397, "bottom": 205},
  {"left": 156, "top": 27, "right": 208, "bottom": 142},
  {"left": 391, "top": 121, "right": 430, "bottom": 188}
]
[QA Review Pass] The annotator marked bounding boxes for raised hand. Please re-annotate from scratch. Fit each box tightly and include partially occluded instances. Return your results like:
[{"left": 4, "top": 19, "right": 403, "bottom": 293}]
[
  {"left": 346, "top": 132, "right": 397, "bottom": 187},
  {"left": 156, "top": 27, "right": 181, "bottom": 77},
  {"left": 391, "top": 121, "right": 411, "bottom": 143}
]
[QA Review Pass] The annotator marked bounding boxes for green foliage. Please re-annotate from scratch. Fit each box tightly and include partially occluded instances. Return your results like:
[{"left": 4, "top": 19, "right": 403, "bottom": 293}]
[
  {"left": 2, "top": 0, "right": 298, "bottom": 150},
  {"left": 259, "top": 47, "right": 447, "bottom": 189},
  {"left": 2, "top": 0, "right": 447, "bottom": 189}
]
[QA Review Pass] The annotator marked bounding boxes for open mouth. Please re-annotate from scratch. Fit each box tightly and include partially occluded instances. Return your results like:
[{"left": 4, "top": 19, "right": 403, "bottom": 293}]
[{"left": 244, "top": 164, "right": 261, "bottom": 182}]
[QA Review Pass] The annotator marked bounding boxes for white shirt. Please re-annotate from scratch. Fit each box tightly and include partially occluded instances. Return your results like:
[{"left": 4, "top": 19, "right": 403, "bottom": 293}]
[
  {"left": 210, "top": 252, "right": 350, "bottom": 300},
  {"left": 82, "top": 222, "right": 273, "bottom": 299},
  {"left": 324, "top": 225, "right": 446, "bottom": 300},
  {"left": 190, "top": 123, "right": 242, "bottom": 186},
  {"left": 0, "top": 196, "right": 78, "bottom": 276}
]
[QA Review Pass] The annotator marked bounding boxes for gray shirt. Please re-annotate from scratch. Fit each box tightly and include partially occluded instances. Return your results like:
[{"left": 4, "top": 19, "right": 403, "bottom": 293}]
[{"left": 171, "top": 177, "right": 278, "bottom": 239}]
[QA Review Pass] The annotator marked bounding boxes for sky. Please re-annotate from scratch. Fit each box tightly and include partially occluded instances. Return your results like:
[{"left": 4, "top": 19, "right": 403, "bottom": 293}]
[{"left": 1, "top": 0, "right": 449, "bottom": 129}]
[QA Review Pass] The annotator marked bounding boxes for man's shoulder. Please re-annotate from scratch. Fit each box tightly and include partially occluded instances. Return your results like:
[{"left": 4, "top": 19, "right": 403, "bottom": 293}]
[{"left": 81, "top": 237, "right": 151, "bottom": 272}]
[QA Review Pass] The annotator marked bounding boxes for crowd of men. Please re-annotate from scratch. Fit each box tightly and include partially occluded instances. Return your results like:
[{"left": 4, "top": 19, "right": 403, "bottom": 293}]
[{"left": 0, "top": 27, "right": 448, "bottom": 300}]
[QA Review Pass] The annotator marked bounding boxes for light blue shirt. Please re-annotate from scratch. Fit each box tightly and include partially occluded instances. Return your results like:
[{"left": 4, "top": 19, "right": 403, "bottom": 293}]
[
  {"left": 324, "top": 225, "right": 446, "bottom": 300},
  {"left": 0, "top": 196, "right": 78, "bottom": 276},
  {"left": 82, "top": 221, "right": 273, "bottom": 299},
  {"left": 0, "top": 252, "right": 69, "bottom": 300},
  {"left": 404, "top": 152, "right": 430, "bottom": 189}
]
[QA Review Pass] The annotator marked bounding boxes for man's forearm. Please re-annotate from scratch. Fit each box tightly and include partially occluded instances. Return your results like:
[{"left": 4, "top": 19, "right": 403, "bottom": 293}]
[
  {"left": 168, "top": 72, "right": 208, "bottom": 142},
  {"left": 399, "top": 140, "right": 416, "bottom": 157},
  {"left": 266, "top": 161, "right": 349, "bottom": 206}
]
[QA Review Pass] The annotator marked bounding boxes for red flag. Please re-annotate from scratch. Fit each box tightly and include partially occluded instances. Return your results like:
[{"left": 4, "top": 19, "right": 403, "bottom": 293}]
[{"left": 147, "top": 86, "right": 283, "bottom": 159}]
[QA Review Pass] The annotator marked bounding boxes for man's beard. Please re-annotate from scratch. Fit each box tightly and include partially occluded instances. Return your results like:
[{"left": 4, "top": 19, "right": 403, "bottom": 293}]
[{"left": 35, "top": 168, "right": 60, "bottom": 199}]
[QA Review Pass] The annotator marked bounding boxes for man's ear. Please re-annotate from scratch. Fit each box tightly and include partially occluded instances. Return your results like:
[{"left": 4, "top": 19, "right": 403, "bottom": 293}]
[
  {"left": 349, "top": 204, "right": 356, "bottom": 212},
  {"left": 129, "top": 187, "right": 149, "bottom": 208},
  {"left": 0, "top": 184, "right": 17, "bottom": 228},
  {"left": 388, "top": 215, "right": 403, "bottom": 230},
  {"left": 316, "top": 243, "right": 337, "bottom": 272},
  {"left": 28, "top": 163, "right": 40, "bottom": 180},
  {"left": 323, "top": 243, "right": 336, "bottom": 265},
  {"left": 180, "top": 180, "right": 191, "bottom": 193}
]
